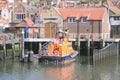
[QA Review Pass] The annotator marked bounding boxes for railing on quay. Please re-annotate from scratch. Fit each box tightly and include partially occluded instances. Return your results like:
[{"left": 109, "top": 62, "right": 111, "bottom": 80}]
[{"left": 92, "top": 42, "right": 119, "bottom": 64}]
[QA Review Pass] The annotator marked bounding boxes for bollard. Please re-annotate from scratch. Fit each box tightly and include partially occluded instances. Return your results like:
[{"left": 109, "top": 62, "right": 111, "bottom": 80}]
[
  {"left": 119, "top": 41, "right": 120, "bottom": 56},
  {"left": 39, "top": 43, "right": 42, "bottom": 54},
  {"left": 3, "top": 35, "right": 6, "bottom": 60},
  {"left": 28, "top": 50, "right": 34, "bottom": 62},
  {"left": 3, "top": 45, "right": 6, "bottom": 60},
  {"left": 21, "top": 50, "right": 29, "bottom": 62},
  {"left": 11, "top": 36, "right": 15, "bottom": 59},
  {"left": 87, "top": 39, "right": 90, "bottom": 56},
  {"left": 21, "top": 28, "right": 25, "bottom": 59},
  {"left": 24, "top": 54, "right": 28, "bottom": 62},
  {"left": 12, "top": 45, "right": 15, "bottom": 59}
]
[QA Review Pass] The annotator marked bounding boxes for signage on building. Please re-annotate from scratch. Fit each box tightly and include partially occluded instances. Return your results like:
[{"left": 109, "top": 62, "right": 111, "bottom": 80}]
[{"left": 44, "top": 18, "right": 57, "bottom": 20}]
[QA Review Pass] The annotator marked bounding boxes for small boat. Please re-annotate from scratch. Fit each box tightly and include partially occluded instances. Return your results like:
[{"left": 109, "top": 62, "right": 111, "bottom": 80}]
[{"left": 39, "top": 29, "right": 78, "bottom": 62}]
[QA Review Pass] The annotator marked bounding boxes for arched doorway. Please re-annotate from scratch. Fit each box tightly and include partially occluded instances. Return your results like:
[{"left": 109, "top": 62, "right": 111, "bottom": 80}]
[{"left": 45, "top": 22, "right": 57, "bottom": 38}]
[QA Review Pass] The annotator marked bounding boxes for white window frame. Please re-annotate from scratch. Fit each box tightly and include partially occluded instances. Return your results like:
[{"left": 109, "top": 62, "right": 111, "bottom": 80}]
[
  {"left": 114, "top": 16, "right": 120, "bottom": 21},
  {"left": 67, "top": 17, "right": 76, "bottom": 23},
  {"left": 16, "top": 13, "right": 26, "bottom": 20},
  {"left": 81, "top": 17, "right": 87, "bottom": 23}
]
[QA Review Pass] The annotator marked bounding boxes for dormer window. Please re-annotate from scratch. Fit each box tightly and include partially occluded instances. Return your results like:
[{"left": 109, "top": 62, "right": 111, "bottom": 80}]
[
  {"left": 67, "top": 17, "right": 76, "bottom": 23},
  {"left": 81, "top": 17, "right": 87, "bottom": 23}
]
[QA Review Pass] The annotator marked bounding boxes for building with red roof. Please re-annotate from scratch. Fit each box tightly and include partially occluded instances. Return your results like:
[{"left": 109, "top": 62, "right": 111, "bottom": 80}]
[
  {"left": 0, "top": 18, "right": 10, "bottom": 31},
  {"left": 40, "top": 7, "right": 110, "bottom": 39},
  {"left": 103, "top": 1, "right": 120, "bottom": 38},
  {"left": 1, "top": 0, "right": 40, "bottom": 25},
  {"left": 58, "top": 7, "right": 110, "bottom": 39}
]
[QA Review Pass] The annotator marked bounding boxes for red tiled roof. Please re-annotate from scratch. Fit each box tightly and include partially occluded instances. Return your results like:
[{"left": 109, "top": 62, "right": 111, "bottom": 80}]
[
  {"left": 56, "top": 7, "right": 106, "bottom": 20},
  {"left": 0, "top": 18, "right": 9, "bottom": 24},
  {"left": 23, "top": 17, "right": 34, "bottom": 26},
  {"left": 103, "top": 1, "right": 114, "bottom": 7},
  {"left": 3, "top": 0, "right": 24, "bottom": 12},
  {"left": 16, "top": 17, "right": 34, "bottom": 27},
  {"left": 103, "top": 1, "right": 120, "bottom": 15},
  {"left": 0, "top": 2, "right": 5, "bottom": 10}
]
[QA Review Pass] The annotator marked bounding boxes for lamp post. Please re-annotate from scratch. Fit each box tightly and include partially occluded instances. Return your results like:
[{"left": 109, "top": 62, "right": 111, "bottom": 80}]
[
  {"left": 3, "top": 35, "right": 6, "bottom": 60},
  {"left": 87, "top": 29, "right": 90, "bottom": 48},
  {"left": 87, "top": 29, "right": 90, "bottom": 56}
]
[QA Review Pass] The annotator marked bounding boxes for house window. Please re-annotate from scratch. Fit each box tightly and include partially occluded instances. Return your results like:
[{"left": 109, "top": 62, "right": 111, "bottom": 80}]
[
  {"left": 81, "top": 17, "right": 87, "bottom": 23},
  {"left": 16, "top": 14, "right": 25, "bottom": 20},
  {"left": 30, "top": 14, "right": 34, "bottom": 20},
  {"left": 35, "top": 20, "right": 41, "bottom": 24},
  {"left": 68, "top": 17, "right": 76, "bottom": 23},
  {"left": 114, "top": 17, "right": 120, "bottom": 20}
]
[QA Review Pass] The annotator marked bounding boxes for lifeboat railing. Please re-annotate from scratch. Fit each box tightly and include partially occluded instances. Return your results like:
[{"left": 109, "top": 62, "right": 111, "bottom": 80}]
[
  {"left": 40, "top": 40, "right": 53, "bottom": 55},
  {"left": 40, "top": 38, "right": 62, "bottom": 55}
]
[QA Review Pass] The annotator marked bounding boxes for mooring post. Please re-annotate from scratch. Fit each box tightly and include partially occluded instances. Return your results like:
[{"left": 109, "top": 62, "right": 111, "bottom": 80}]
[
  {"left": 116, "top": 41, "right": 119, "bottom": 61},
  {"left": 87, "top": 29, "right": 90, "bottom": 56},
  {"left": 39, "top": 42, "right": 42, "bottom": 54},
  {"left": 19, "top": 38, "right": 21, "bottom": 57},
  {"left": 102, "top": 39, "right": 105, "bottom": 48},
  {"left": 118, "top": 40, "right": 120, "bottom": 55},
  {"left": 76, "top": 19, "right": 80, "bottom": 55},
  {"left": 21, "top": 28, "right": 25, "bottom": 59},
  {"left": 11, "top": 36, "right": 15, "bottom": 59},
  {"left": 87, "top": 38, "right": 90, "bottom": 56},
  {"left": 78, "top": 37, "right": 80, "bottom": 54},
  {"left": 3, "top": 35, "right": 6, "bottom": 60}
]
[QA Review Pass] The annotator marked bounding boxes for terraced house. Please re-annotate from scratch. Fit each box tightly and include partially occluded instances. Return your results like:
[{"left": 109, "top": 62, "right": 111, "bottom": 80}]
[
  {"left": 103, "top": 1, "right": 120, "bottom": 38},
  {"left": 1, "top": 0, "right": 39, "bottom": 26},
  {"left": 40, "top": 7, "right": 110, "bottom": 39}
]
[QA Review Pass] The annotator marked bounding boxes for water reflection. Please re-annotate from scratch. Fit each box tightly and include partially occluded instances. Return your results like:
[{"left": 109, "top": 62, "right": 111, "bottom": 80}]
[
  {"left": 0, "top": 56, "right": 119, "bottom": 80},
  {"left": 41, "top": 62, "right": 75, "bottom": 80}
]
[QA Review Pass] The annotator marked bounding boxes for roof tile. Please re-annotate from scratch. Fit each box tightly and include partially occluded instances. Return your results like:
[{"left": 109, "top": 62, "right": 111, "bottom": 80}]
[{"left": 56, "top": 7, "right": 106, "bottom": 20}]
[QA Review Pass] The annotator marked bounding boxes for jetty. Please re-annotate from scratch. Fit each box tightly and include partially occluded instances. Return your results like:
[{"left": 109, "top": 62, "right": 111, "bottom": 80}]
[
  {"left": 0, "top": 28, "right": 120, "bottom": 62},
  {"left": 20, "top": 29, "right": 120, "bottom": 62}
]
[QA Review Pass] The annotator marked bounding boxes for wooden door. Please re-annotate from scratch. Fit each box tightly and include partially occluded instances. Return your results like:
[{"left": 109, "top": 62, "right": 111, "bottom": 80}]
[{"left": 45, "top": 22, "right": 56, "bottom": 38}]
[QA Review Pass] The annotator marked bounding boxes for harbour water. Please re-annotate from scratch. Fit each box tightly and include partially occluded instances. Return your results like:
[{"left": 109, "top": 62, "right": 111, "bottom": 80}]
[{"left": 0, "top": 55, "right": 119, "bottom": 80}]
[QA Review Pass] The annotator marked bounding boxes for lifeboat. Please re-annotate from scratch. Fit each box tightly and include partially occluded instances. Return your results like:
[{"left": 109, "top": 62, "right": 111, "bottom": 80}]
[{"left": 39, "top": 29, "right": 78, "bottom": 62}]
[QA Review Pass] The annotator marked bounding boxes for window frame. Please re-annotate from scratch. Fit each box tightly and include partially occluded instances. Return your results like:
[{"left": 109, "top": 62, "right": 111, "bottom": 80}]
[
  {"left": 114, "top": 16, "right": 120, "bottom": 21},
  {"left": 16, "top": 13, "right": 26, "bottom": 20},
  {"left": 67, "top": 17, "right": 76, "bottom": 23},
  {"left": 81, "top": 17, "right": 88, "bottom": 23}
]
